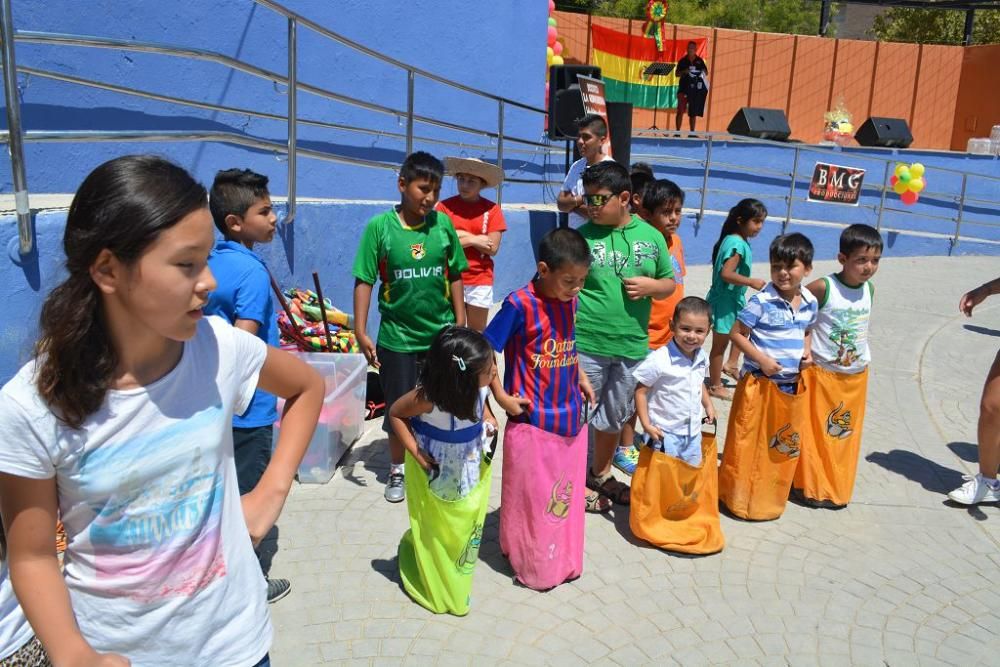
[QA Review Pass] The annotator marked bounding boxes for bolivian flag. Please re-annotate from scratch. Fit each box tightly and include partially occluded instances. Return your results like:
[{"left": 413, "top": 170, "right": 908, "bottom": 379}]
[{"left": 591, "top": 23, "right": 706, "bottom": 110}]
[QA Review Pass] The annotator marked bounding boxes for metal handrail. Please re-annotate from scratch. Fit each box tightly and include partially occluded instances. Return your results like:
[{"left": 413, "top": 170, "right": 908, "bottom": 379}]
[
  {"left": 632, "top": 130, "right": 999, "bottom": 247},
  {"left": 0, "top": 0, "right": 554, "bottom": 252}
]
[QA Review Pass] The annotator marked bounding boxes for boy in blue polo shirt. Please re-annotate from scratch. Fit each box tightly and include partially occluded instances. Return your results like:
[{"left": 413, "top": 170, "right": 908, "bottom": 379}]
[
  {"left": 204, "top": 168, "right": 289, "bottom": 604},
  {"left": 730, "top": 233, "right": 818, "bottom": 393}
]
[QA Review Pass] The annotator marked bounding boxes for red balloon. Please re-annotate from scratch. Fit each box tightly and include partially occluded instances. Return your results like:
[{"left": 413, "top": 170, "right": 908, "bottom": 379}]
[
  {"left": 553, "top": 40, "right": 564, "bottom": 56},
  {"left": 890, "top": 175, "right": 898, "bottom": 186},
  {"left": 549, "top": 0, "right": 556, "bottom": 13},
  {"left": 547, "top": 26, "right": 557, "bottom": 46},
  {"left": 900, "top": 190, "right": 919, "bottom": 206}
]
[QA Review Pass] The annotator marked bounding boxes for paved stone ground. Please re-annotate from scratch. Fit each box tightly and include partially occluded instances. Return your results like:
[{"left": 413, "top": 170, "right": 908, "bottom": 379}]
[{"left": 265, "top": 255, "right": 1000, "bottom": 666}]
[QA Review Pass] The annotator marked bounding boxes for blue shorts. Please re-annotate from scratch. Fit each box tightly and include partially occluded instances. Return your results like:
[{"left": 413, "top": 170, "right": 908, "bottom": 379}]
[{"left": 645, "top": 430, "right": 703, "bottom": 467}]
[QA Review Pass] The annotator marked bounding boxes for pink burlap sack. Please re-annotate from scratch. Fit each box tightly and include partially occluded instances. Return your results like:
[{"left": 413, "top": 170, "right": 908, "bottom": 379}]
[{"left": 499, "top": 421, "right": 587, "bottom": 590}]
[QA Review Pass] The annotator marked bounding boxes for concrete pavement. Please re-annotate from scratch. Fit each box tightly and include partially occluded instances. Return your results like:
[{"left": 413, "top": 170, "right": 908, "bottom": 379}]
[{"left": 266, "top": 255, "right": 1000, "bottom": 666}]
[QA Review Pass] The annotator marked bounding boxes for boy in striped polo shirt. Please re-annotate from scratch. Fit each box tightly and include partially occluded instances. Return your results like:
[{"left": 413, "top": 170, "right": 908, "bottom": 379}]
[
  {"left": 730, "top": 233, "right": 818, "bottom": 393},
  {"left": 485, "top": 228, "right": 604, "bottom": 590}
]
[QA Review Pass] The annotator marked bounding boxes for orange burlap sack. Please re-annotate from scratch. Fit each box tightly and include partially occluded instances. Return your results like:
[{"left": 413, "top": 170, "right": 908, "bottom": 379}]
[
  {"left": 793, "top": 365, "right": 869, "bottom": 507},
  {"left": 718, "top": 373, "right": 808, "bottom": 520},
  {"left": 630, "top": 430, "right": 724, "bottom": 555}
]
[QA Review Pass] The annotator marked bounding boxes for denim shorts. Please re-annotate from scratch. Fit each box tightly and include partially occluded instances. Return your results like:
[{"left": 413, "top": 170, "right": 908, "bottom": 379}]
[{"left": 578, "top": 351, "right": 644, "bottom": 433}]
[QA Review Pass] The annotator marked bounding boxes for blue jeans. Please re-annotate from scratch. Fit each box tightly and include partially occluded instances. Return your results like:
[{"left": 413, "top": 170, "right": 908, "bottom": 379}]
[{"left": 252, "top": 654, "right": 270, "bottom": 667}]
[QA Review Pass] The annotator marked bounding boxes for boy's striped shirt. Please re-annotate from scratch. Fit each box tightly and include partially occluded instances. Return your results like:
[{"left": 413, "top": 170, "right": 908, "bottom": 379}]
[
  {"left": 484, "top": 282, "right": 583, "bottom": 437},
  {"left": 738, "top": 283, "right": 818, "bottom": 384}
]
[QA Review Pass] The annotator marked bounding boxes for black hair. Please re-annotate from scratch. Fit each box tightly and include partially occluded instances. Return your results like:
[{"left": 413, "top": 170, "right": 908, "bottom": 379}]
[
  {"left": 399, "top": 151, "right": 445, "bottom": 185},
  {"left": 630, "top": 162, "right": 654, "bottom": 178},
  {"left": 576, "top": 113, "right": 608, "bottom": 138},
  {"left": 643, "top": 178, "right": 685, "bottom": 213},
  {"left": 582, "top": 160, "right": 631, "bottom": 196},
  {"left": 770, "top": 232, "right": 814, "bottom": 267},
  {"left": 688, "top": 40, "right": 698, "bottom": 48},
  {"left": 630, "top": 171, "right": 654, "bottom": 207},
  {"left": 538, "top": 227, "right": 592, "bottom": 271},
  {"left": 35, "top": 155, "right": 208, "bottom": 429},
  {"left": 209, "top": 168, "right": 270, "bottom": 237},
  {"left": 417, "top": 326, "right": 494, "bottom": 422},
  {"left": 840, "top": 224, "right": 883, "bottom": 256},
  {"left": 673, "top": 296, "right": 712, "bottom": 323},
  {"left": 711, "top": 198, "right": 767, "bottom": 264}
]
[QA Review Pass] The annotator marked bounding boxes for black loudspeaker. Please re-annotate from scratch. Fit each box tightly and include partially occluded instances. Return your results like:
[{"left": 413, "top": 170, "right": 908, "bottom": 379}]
[
  {"left": 855, "top": 117, "right": 913, "bottom": 148},
  {"left": 727, "top": 107, "right": 792, "bottom": 141},
  {"left": 606, "top": 101, "right": 632, "bottom": 169},
  {"left": 547, "top": 65, "right": 601, "bottom": 140}
]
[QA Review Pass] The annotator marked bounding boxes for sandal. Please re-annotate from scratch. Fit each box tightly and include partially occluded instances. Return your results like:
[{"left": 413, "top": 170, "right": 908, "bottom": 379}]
[
  {"left": 722, "top": 365, "right": 740, "bottom": 383},
  {"left": 707, "top": 384, "right": 733, "bottom": 401},
  {"left": 584, "top": 489, "right": 612, "bottom": 513},
  {"left": 588, "top": 469, "right": 631, "bottom": 505}
]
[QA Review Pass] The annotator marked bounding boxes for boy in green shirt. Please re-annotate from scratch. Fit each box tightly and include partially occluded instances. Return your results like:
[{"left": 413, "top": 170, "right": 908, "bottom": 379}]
[
  {"left": 577, "top": 161, "right": 676, "bottom": 506},
  {"left": 353, "top": 151, "right": 469, "bottom": 502}
]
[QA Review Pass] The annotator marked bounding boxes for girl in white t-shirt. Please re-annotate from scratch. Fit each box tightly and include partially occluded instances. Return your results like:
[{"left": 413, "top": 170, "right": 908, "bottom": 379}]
[{"left": 0, "top": 155, "right": 324, "bottom": 667}]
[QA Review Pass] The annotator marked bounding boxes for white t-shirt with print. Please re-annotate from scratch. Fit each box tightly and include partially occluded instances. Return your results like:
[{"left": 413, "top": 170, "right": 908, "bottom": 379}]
[
  {"left": 561, "top": 155, "right": 615, "bottom": 228},
  {"left": 632, "top": 341, "right": 709, "bottom": 437},
  {"left": 0, "top": 316, "right": 272, "bottom": 667},
  {"left": 0, "top": 560, "right": 33, "bottom": 660}
]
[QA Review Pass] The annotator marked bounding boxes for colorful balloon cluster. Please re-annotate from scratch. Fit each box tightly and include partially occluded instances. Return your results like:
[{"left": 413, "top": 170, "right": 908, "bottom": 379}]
[
  {"left": 889, "top": 162, "right": 926, "bottom": 206},
  {"left": 546, "top": 0, "right": 564, "bottom": 68}
]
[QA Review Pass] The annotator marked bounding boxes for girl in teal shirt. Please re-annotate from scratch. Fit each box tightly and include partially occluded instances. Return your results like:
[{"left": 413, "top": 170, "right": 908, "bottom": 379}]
[{"left": 706, "top": 199, "right": 767, "bottom": 400}]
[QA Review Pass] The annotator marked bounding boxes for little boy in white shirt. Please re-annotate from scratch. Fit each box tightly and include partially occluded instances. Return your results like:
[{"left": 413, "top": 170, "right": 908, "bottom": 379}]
[{"left": 634, "top": 297, "right": 716, "bottom": 466}]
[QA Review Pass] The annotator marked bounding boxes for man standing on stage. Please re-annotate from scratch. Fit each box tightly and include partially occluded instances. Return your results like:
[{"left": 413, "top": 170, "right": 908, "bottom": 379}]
[{"left": 675, "top": 41, "right": 709, "bottom": 133}]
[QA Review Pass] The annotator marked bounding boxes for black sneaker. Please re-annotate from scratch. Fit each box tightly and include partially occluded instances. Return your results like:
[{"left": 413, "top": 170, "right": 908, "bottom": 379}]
[
  {"left": 266, "top": 578, "right": 291, "bottom": 604},
  {"left": 385, "top": 471, "right": 405, "bottom": 503}
]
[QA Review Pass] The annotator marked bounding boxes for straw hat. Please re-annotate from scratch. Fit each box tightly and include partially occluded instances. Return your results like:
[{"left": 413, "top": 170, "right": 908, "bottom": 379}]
[{"left": 443, "top": 157, "right": 504, "bottom": 189}]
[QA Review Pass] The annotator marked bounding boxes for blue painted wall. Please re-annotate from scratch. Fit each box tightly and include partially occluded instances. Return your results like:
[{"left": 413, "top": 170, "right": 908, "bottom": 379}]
[{"left": 2, "top": 0, "right": 552, "bottom": 201}]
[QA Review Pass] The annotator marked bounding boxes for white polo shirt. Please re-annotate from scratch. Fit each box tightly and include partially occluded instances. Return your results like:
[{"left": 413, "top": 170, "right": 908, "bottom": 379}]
[{"left": 633, "top": 340, "right": 709, "bottom": 437}]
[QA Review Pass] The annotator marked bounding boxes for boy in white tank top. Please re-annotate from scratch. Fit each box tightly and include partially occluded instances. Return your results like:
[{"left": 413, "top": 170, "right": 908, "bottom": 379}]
[{"left": 793, "top": 224, "right": 882, "bottom": 507}]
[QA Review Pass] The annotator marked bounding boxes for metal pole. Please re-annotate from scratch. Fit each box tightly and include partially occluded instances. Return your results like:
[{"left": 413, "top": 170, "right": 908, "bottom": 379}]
[
  {"left": 496, "top": 100, "right": 504, "bottom": 205},
  {"left": 1, "top": 0, "right": 32, "bottom": 254},
  {"left": 784, "top": 147, "right": 800, "bottom": 233},
  {"left": 953, "top": 174, "right": 968, "bottom": 251},
  {"left": 819, "top": 0, "right": 832, "bottom": 37},
  {"left": 286, "top": 17, "right": 297, "bottom": 224},
  {"left": 405, "top": 70, "right": 414, "bottom": 155},
  {"left": 697, "top": 136, "right": 712, "bottom": 224},
  {"left": 875, "top": 161, "right": 891, "bottom": 231},
  {"left": 963, "top": 9, "right": 975, "bottom": 47}
]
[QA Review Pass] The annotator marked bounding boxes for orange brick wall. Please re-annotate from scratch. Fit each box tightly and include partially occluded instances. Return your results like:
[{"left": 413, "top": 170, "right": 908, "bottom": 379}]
[{"left": 553, "top": 10, "right": 991, "bottom": 150}]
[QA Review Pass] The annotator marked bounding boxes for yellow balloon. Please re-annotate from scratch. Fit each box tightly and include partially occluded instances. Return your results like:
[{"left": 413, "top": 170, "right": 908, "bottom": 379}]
[
  {"left": 910, "top": 162, "right": 925, "bottom": 178},
  {"left": 908, "top": 177, "right": 925, "bottom": 193},
  {"left": 552, "top": 55, "right": 564, "bottom": 66},
  {"left": 547, "top": 46, "right": 554, "bottom": 59},
  {"left": 893, "top": 180, "right": 908, "bottom": 195},
  {"left": 894, "top": 163, "right": 908, "bottom": 178}
]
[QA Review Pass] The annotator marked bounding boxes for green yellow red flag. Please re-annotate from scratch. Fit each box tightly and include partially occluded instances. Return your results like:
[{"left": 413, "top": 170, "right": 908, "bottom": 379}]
[{"left": 591, "top": 23, "right": 706, "bottom": 110}]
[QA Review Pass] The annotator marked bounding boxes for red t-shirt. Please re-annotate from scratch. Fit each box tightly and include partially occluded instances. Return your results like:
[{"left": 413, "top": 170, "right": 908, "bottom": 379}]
[
  {"left": 648, "top": 232, "right": 687, "bottom": 350},
  {"left": 436, "top": 195, "right": 507, "bottom": 286}
]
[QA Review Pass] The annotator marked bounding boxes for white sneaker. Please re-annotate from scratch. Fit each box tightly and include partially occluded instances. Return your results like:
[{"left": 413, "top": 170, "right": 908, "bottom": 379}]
[{"left": 947, "top": 474, "right": 1000, "bottom": 505}]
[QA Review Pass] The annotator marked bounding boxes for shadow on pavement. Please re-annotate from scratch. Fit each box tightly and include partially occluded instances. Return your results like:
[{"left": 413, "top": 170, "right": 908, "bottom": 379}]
[
  {"left": 947, "top": 441, "right": 979, "bottom": 463},
  {"left": 866, "top": 449, "right": 964, "bottom": 494},
  {"left": 964, "top": 324, "right": 1000, "bottom": 338},
  {"left": 370, "top": 557, "right": 405, "bottom": 590},
  {"left": 478, "top": 509, "right": 516, "bottom": 579}
]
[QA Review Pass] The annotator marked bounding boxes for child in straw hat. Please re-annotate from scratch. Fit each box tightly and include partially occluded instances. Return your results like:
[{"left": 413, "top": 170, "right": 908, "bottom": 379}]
[{"left": 437, "top": 157, "right": 507, "bottom": 332}]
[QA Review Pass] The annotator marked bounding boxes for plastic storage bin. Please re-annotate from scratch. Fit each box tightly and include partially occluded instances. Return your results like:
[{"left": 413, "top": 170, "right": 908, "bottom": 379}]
[{"left": 274, "top": 352, "right": 368, "bottom": 484}]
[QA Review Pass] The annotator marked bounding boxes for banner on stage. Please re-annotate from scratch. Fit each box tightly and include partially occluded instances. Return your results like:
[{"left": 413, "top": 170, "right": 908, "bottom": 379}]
[
  {"left": 808, "top": 162, "right": 865, "bottom": 206},
  {"left": 577, "top": 74, "right": 613, "bottom": 159}
]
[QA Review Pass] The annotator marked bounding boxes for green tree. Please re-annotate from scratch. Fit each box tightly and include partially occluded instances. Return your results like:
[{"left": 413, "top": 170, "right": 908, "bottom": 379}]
[
  {"left": 869, "top": 8, "right": 1000, "bottom": 45},
  {"left": 556, "top": 0, "right": 836, "bottom": 36}
]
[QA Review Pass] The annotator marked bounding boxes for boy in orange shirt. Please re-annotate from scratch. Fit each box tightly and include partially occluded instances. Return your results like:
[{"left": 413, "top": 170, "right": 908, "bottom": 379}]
[{"left": 645, "top": 179, "right": 687, "bottom": 350}]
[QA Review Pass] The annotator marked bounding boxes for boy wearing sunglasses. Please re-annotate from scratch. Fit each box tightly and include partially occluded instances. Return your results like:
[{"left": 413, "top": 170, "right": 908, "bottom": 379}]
[{"left": 576, "top": 161, "right": 676, "bottom": 507}]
